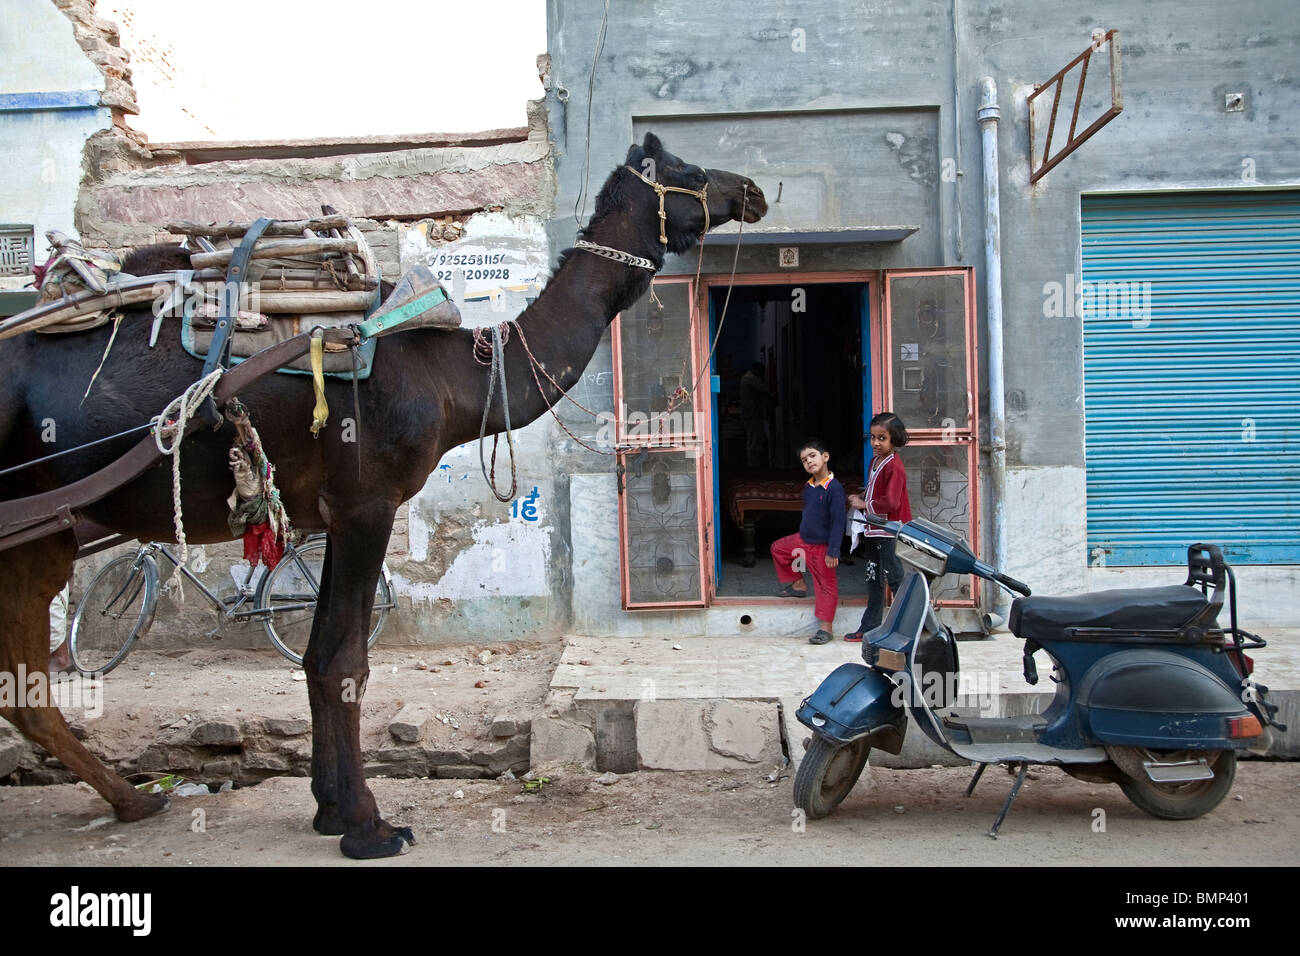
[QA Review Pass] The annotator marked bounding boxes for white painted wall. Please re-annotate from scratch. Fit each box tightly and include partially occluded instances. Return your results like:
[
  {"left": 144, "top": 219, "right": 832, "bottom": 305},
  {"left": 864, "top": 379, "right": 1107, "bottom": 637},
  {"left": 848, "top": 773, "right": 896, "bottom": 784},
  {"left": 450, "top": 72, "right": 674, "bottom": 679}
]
[
  {"left": 0, "top": 109, "right": 111, "bottom": 256},
  {"left": 399, "top": 212, "right": 549, "bottom": 329},
  {"left": 0, "top": 0, "right": 112, "bottom": 279},
  {"left": 0, "top": 0, "right": 103, "bottom": 96}
]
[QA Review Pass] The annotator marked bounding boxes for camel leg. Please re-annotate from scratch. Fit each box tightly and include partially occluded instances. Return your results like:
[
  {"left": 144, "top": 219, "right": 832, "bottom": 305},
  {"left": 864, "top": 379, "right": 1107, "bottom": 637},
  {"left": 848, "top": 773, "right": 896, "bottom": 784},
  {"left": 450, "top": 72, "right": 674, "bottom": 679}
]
[
  {"left": 303, "top": 504, "right": 413, "bottom": 859},
  {"left": 0, "top": 535, "right": 167, "bottom": 823},
  {"left": 304, "top": 540, "right": 345, "bottom": 835}
]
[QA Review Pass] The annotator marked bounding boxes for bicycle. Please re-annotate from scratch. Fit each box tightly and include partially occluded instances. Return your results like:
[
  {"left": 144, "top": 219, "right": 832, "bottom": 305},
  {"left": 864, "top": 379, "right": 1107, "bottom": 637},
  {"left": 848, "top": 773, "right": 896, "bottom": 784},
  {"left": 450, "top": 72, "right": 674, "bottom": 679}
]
[{"left": 67, "top": 534, "right": 395, "bottom": 674}]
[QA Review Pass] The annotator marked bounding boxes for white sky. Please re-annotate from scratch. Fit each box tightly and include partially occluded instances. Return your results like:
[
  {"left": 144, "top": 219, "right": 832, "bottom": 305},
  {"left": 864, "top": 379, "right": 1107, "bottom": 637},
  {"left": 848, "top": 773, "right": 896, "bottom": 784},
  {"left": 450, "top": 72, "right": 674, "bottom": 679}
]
[{"left": 106, "top": 0, "right": 548, "bottom": 142}]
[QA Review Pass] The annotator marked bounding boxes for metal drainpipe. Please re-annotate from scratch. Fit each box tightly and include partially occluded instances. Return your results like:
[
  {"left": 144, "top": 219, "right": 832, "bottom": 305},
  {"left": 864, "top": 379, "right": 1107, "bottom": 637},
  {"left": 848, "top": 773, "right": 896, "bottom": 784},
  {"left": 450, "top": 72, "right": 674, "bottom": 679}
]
[{"left": 978, "top": 76, "right": 1010, "bottom": 630}]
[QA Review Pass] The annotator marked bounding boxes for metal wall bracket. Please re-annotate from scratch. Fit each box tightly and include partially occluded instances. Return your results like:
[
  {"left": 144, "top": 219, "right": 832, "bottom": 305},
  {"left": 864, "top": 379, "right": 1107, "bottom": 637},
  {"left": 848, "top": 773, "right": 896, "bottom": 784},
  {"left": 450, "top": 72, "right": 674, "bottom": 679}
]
[{"left": 1028, "top": 29, "right": 1124, "bottom": 183}]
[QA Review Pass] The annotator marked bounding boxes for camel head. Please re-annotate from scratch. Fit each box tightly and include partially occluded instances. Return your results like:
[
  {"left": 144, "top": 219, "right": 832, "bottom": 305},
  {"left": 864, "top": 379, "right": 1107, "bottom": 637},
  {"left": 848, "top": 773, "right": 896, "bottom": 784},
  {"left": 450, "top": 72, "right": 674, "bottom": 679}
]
[{"left": 622, "top": 133, "right": 767, "bottom": 254}]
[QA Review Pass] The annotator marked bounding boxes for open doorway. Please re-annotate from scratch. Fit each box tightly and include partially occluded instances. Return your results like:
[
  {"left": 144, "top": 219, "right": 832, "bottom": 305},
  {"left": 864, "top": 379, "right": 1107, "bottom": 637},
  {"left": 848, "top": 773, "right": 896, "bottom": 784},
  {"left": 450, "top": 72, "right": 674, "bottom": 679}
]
[{"left": 709, "top": 281, "right": 872, "bottom": 598}]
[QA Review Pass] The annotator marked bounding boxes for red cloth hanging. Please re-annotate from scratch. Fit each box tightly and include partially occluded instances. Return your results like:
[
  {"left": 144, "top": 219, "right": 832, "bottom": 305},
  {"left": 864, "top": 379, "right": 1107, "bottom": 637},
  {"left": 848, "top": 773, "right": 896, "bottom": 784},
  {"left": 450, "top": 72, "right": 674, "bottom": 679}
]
[{"left": 243, "top": 521, "right": 284, "bottom": 569}]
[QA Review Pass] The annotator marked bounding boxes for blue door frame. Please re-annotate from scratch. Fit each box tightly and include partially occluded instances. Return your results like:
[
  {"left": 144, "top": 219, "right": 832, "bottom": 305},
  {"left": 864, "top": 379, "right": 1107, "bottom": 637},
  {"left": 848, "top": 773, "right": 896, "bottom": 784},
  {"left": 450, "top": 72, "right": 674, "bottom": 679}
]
[{"left": 708, "top": 280, "right": 874, "bottom": 591}]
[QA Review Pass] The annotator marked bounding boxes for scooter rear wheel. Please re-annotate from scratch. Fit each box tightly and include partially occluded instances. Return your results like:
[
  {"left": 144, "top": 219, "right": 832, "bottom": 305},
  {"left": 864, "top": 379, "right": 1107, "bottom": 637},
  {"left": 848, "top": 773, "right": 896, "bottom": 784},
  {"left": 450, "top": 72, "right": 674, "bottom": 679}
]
[
  {"left": 794, "top": 736, "right": 871, "bottom": 819},
  {"left": 1114, "top": 747, "right": 1236, "bottom": 820}
]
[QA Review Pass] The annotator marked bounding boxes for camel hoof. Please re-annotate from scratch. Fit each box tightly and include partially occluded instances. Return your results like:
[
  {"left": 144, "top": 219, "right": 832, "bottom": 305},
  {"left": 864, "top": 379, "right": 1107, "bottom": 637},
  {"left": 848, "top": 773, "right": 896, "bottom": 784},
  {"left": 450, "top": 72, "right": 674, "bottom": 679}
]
[
  {"left": 313, "top": 806, "right": 345, "bottom": 836},
  {"left": 339, "top": 825, "right": 416, "bottom": 860},
  {"left": 115, "top": 792, "right": 169, "bottom": 823}
]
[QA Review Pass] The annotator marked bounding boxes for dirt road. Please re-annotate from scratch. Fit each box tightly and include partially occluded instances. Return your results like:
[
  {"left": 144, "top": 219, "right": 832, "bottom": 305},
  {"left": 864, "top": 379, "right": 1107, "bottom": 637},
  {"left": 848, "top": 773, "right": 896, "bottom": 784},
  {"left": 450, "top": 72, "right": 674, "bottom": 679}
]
[{"left": 3, "top": 759, "right": 1297, "bottom": 866}]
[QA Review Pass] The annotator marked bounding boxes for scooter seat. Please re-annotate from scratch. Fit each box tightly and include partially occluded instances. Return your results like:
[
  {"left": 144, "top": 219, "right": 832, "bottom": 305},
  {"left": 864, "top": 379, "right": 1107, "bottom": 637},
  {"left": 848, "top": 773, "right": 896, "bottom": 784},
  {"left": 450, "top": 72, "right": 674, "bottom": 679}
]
[{"left": 1010, "top": 585, "right": 1210, "bottom": 639}]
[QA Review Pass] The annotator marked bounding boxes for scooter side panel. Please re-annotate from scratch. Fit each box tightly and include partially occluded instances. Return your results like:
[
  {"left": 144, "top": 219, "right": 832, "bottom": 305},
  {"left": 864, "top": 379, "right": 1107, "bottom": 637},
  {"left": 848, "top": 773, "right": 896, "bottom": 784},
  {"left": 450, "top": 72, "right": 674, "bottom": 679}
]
[{"left": 1076, "top": 649, "right": 1260, "bottom": 749}]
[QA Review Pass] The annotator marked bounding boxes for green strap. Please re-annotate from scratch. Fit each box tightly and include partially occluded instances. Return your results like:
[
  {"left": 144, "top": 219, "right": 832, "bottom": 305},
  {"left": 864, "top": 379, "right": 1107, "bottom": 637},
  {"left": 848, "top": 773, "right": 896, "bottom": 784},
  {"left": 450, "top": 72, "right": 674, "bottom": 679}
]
[{"left": 355, "top": 286, "right": 447, "bottom": 341}]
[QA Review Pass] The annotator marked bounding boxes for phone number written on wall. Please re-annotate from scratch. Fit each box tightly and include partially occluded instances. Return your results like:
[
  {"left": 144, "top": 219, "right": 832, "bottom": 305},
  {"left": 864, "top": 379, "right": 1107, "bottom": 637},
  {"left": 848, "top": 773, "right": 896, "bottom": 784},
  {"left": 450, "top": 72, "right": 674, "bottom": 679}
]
[{"left": 431, "top": 252, "right": 511, "bottom": 283}]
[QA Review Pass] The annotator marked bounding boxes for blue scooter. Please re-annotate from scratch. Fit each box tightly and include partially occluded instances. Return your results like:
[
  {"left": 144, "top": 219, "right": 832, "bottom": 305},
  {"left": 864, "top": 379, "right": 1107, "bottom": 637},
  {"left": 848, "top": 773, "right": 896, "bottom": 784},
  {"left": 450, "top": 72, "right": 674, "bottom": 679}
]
[{"left": 793, "top": 516, "right": 1285, "bottom": 835}]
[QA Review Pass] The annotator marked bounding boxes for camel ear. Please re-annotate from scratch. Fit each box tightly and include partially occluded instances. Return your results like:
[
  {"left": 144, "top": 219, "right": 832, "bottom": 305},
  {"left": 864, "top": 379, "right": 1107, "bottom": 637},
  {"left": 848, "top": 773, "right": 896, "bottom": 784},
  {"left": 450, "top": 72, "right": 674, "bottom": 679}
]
[{"left": 642, "top": 132, "right": 663, "bottom": 156}]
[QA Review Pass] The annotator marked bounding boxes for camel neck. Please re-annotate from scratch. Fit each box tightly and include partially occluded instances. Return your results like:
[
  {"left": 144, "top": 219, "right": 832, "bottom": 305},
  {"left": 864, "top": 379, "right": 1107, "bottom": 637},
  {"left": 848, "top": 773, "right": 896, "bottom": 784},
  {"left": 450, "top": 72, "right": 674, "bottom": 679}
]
[{"left": 439, "top": 224, "right": 662, "bottom": 449}]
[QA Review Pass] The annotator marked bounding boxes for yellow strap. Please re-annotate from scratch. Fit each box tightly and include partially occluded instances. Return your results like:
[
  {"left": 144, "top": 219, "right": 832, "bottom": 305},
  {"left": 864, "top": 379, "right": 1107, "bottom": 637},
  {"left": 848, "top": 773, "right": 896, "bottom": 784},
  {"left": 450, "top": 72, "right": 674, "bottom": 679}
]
[{"left": 309, "top": 331, "right": 328, "bottom": 436}]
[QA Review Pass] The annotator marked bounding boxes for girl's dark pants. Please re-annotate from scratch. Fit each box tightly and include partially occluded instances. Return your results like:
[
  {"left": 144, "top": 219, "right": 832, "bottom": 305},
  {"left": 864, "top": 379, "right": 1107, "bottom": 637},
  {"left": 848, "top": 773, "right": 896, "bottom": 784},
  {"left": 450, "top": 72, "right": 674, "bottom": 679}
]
[{"left": 857, "top": 537, "right": 904, "bottom": 634}]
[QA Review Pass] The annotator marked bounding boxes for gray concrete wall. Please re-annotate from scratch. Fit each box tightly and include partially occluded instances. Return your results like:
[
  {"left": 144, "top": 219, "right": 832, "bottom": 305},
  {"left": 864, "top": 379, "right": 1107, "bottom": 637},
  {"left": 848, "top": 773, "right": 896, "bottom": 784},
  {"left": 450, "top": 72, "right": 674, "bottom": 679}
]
[{"left": 544, "top": 0, "right": 1300, "bottom": 629}]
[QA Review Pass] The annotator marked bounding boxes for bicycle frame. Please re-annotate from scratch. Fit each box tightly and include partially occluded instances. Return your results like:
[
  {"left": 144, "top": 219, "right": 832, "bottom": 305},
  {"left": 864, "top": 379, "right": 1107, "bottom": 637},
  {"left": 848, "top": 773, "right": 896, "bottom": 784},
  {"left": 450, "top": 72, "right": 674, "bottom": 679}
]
[
  {"left": 146, "top": 542, "right": 266, "bottom": 632},
  {"left": 70, "top": 534, "right": 395, "bottom": 674}
]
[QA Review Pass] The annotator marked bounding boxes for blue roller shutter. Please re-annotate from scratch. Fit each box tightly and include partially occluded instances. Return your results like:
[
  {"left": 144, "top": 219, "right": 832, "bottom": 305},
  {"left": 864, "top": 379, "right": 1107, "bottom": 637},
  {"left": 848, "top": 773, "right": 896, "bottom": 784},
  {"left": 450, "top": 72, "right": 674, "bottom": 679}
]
[{"left": 1081, "top": 190, "right": 1300, "bottom": 566}]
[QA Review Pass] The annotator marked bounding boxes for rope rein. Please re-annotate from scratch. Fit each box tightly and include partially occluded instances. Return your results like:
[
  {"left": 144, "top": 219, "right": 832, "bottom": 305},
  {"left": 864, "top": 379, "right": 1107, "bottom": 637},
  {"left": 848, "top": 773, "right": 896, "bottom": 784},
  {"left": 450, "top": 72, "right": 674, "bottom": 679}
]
[
  {"left": 477, "top": 324, "right": 519, "bottom": 501},
  {"left": 664, "top": 185, "right": 749, "bottom": 427},
  {"left": 152, "top": 368, "right": 224, "bottom": 586}
]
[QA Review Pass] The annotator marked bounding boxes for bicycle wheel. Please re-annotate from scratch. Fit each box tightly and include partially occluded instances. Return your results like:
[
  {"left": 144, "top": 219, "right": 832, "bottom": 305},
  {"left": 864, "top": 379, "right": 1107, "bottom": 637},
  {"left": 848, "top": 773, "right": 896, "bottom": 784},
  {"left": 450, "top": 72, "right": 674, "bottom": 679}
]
[
  {"left": 68, "top": 553, "right": 159, "bottom": 676},
  {"left": 257, "top": 536, "right": 394, "bottom": 666}
]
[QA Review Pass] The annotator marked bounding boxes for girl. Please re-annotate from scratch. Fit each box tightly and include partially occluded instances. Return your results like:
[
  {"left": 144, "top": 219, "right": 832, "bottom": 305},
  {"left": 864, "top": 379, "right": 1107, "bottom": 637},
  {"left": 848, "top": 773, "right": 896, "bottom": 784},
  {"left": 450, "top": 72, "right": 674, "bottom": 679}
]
[{"left": 844, "top": 412, "right": 912, "bottom": 641}]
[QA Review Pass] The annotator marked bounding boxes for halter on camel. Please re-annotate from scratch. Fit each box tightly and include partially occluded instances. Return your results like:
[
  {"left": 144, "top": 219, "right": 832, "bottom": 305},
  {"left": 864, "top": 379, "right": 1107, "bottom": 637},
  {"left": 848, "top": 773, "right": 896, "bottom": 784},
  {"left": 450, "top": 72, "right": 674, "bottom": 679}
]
[
  {"left": 571, "top": 165, "right": 711, "bottom": 271},
  {"left": 622, "top": 164, "right": 711, "bottom": 247}
]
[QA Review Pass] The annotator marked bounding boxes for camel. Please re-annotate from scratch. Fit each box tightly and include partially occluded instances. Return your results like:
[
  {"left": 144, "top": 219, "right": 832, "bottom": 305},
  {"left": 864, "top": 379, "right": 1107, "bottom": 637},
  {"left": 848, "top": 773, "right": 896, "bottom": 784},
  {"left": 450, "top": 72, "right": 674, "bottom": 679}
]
[{"left": 0, "top": 133, "right": 766, "bottom": 858}]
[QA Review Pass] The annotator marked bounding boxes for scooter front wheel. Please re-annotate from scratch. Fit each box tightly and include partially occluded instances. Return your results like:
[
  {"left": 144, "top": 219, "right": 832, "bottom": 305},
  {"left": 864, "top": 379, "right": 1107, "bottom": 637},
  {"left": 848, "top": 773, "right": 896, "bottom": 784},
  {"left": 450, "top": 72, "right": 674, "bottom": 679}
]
[
  {"left": 794, "top": 736, "right": 871, "bottom": 819},
  {"left": 1113, "top": 747, "right": 1236, "bottom": 820}
]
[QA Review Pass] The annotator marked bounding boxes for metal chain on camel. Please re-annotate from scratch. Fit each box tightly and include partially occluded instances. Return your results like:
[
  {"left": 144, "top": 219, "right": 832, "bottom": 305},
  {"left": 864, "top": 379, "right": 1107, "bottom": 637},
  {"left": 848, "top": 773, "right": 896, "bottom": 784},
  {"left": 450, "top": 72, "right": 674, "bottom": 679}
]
[{"left": 152, "top": 368, "right": 224, "bottom": 591}]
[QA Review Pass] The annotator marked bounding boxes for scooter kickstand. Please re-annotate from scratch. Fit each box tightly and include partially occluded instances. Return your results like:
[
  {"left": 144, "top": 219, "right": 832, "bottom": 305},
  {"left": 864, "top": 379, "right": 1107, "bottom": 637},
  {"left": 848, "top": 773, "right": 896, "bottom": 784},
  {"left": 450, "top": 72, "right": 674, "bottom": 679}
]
[
  {"left": 987, "top": 762, "right": 1029, "bottom": 839},
  {"left": 965, "top": 763, "right": 988, "bottom": 797}
]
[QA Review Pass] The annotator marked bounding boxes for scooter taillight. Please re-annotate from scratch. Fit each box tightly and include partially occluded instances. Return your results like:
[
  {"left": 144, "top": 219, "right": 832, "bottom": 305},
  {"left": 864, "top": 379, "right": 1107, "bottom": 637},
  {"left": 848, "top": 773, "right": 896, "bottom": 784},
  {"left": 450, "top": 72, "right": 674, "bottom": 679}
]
[{"left": 1228, "top": 715, "right": 1263, "bottom": 739}]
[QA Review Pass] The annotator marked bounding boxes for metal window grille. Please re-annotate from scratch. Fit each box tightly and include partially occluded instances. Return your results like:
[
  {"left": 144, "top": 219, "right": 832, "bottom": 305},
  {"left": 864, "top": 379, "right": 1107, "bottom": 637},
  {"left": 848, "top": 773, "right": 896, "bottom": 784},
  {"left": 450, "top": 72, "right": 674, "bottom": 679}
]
[{"left": 0, "top": 226, "right": 35, "bottom": 276}]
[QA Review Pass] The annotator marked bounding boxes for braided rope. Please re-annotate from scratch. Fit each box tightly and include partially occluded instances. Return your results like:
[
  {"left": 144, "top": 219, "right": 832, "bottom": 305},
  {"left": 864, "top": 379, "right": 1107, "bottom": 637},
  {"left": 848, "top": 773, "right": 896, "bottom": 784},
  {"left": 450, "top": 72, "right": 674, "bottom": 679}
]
[
  {"left": 153, "top": 369, "right": 223, "bottom": 587},
  {"left": 478, "top": 324, "right": 518, "bottom": 501},
  {"left": 511, "top": 321, "right": 617, "bottom": 456},
  {"left": 472, "top": 322, "right": 510, "bottom": 366}
]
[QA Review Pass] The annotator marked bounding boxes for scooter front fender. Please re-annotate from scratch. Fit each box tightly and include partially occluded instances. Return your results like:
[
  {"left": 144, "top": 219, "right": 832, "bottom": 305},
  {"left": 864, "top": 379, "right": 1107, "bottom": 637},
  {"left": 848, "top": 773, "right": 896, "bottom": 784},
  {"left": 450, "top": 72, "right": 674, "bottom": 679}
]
[{"left": 796, "top": 663, "right": 907, "bottom": 751}]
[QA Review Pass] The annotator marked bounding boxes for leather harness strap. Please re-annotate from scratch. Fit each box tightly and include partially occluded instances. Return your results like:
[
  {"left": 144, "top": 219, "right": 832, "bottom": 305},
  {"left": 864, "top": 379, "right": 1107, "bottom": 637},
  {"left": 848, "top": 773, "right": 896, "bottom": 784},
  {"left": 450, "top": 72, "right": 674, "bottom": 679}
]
[{"left": 200, "top": 217, "right": 273, "bottom": 425}]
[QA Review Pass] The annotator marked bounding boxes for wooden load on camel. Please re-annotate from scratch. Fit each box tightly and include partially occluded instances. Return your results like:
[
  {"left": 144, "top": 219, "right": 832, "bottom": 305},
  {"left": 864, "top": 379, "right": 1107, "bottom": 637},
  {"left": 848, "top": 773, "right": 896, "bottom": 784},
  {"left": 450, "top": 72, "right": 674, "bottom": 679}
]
[
  {"left": 165, "top": 213, "right": 379, "bottom": 314},
  {"left": 0, "top": 209, "right": 461, "bottom": 343}
]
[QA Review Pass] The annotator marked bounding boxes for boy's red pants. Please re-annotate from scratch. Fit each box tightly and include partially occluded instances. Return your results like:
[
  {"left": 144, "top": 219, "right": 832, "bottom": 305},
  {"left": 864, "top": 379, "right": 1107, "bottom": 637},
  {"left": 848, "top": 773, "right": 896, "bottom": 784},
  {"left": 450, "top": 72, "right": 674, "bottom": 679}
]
[{"left": 771, "top": 533, "right": 839, "bottom": 622}]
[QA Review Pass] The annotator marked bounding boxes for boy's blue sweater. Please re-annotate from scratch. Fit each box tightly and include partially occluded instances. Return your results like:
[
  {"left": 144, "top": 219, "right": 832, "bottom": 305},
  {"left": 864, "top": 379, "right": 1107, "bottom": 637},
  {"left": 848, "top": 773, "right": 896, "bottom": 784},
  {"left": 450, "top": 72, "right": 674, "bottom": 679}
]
[{"left": 799, "top": 475, "right": 847, "bottom": 559}]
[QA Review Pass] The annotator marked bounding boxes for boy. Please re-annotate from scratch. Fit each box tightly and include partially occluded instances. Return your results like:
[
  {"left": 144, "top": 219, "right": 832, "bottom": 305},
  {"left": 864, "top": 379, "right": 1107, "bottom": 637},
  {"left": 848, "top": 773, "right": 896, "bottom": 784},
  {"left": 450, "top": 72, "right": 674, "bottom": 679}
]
[{"left": 770, "top": 439, "right": 846, "bottom": 644}]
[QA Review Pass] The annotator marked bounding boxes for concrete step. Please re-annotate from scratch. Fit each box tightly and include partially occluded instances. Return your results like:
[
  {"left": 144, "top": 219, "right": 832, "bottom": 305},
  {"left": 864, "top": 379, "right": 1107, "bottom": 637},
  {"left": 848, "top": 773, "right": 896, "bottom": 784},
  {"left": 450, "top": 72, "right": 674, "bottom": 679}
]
[{"left": 539, "top": 630, "right": 1300, "bottom": 772}]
